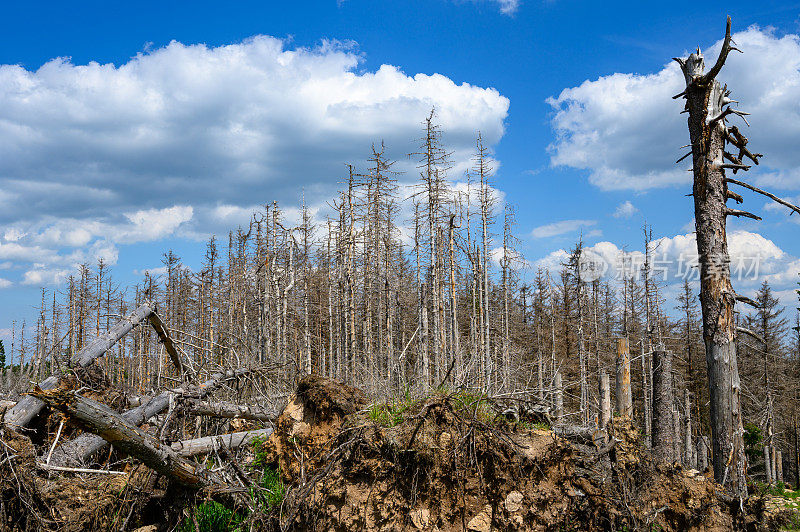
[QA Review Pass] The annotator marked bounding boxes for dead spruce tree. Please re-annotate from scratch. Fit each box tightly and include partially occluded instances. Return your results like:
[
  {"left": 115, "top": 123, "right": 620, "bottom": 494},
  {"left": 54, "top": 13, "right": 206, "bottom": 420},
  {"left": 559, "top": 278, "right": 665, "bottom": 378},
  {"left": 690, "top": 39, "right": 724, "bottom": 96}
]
[{"left": 674, "top": 16, "right": 800, "bottom": 496}]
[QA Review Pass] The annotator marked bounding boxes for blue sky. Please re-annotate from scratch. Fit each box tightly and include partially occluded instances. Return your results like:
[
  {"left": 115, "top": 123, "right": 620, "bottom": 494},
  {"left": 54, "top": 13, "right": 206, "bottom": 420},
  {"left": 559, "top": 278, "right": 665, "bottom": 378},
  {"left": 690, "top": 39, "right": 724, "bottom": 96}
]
[{"left": 2, "top": 0, "right": 800, "bottom": 340}]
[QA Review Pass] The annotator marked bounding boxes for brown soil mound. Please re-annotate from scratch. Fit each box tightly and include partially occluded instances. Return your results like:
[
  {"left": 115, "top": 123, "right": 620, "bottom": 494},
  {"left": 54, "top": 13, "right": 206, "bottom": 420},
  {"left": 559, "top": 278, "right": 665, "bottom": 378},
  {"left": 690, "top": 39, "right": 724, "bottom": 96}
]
[
  {"left": 262, "top": 377, "right": 763, "bottom": 531},
  {"left": 0, "top": 376, "right": 793, "bottom": 531}
]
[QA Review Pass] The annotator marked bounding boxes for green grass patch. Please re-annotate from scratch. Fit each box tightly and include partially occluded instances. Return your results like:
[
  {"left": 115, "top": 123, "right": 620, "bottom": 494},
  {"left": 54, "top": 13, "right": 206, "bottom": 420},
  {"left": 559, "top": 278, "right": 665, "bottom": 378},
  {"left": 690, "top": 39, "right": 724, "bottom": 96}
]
[
  {"left": 368, "top": 391, "right": 417, "bottom": 427},
  {"left": 252, "top": 465, "right": 286, "bottom": 511},
  {"left": 181, "top": 501, "right": 242, "bottom": 532},
  {"left": 248, "top": 436, "right": 285, "bottom": 512}
]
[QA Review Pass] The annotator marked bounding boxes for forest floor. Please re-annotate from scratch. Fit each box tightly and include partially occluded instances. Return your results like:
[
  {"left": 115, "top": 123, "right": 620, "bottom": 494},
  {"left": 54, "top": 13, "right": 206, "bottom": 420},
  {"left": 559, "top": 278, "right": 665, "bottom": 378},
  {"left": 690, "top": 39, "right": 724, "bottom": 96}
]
[{"left": 1, "top": 375, "right": 799, "bottom": 531}]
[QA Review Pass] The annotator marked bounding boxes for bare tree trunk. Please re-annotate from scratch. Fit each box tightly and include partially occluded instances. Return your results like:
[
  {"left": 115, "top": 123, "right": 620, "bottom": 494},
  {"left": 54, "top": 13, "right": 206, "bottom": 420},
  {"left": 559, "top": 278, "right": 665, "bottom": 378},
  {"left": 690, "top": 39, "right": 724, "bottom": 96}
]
[
  {"left": 554, "top": 370, "right": 563, "bottom": 424},
  {"left": 615, "top": 338, "right": 632, "bottom": 418},
  {"left": 599, "top": 372, "right": 611, "bottom": 433},
  {"left": 765, "top": 446, "right": 774, "bottom": 485},
  {"left": 183, "top": 399, "right": 276, "bottom": 422},
  {"left": 48, "top": 368, "right": 250, "bottom": 466},
  {"left": 171, "top": 429, "right": 273, "bottom": 457},
  {"left": 652, "top": 348, "right": 676, "bottom": 463},
  {"left": 685, "top": 389, "right": 696, "bottom": 468},
  {"left": 697, "top": 437, "right": 709, "bottom": 472},
  {"left": 674, "top": 17, "right": 749, "bottom": 497},
  {"left": 31, "top": 388, "right": 221, "bottom": 488}
]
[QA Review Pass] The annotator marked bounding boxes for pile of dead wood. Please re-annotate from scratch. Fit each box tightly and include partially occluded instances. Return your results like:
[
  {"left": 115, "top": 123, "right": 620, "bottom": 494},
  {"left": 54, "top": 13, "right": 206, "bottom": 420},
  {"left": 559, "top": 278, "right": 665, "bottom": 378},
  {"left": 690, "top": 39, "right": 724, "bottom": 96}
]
[{"left": 0, "top": 303, "right": 280, "bottom": 529}]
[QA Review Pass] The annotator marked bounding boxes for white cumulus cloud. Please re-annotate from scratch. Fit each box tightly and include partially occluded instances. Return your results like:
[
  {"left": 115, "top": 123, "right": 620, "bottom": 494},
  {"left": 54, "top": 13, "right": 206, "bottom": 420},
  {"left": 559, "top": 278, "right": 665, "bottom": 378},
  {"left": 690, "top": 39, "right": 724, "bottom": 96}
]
[
  {"left": 547, "top": 26, "right": 800, "bottom": 192},
  {"left": 613, "top": 200, "right": 638, "bottom": 219},
  {"left": 0, "top": 36, "right": 509, "bottom": 285}
]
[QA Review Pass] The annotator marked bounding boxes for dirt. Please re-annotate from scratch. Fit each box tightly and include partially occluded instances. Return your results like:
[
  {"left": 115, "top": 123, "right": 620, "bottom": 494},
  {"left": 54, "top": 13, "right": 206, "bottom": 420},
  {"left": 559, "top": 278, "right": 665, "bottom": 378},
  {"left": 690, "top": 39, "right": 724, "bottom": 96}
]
[
  {"left": 262, "top": 376, "right": 783, "bottom": 531},
  {"left": 1, "top": 375, "right": 797, "bottom": 531}
]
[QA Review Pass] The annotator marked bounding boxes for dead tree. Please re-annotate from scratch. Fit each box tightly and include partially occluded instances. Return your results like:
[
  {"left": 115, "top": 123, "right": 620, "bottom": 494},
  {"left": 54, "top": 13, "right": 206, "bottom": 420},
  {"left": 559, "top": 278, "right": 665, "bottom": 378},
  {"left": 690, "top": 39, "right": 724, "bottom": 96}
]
[
  {"left": 30, "top": 387, "right": 223, "bottom": 488},
  {"left": 685, "top": 388, "right": 696, "bottom": 468},
  {"left": 652, "top": 348, "right": 676, "bottom": 463},
  {"left": 171, "top": 428, "right": 273, "bottom": 457},
  {"left": 183, "top": 399, "right": 276, "bottom": 422},
  {"left": 674, "top": 16, "right": 800, "bottom": 496},
  {"left": 3, "top": 303, "right": 174, "bottom": 430},
  {"left": 615, "top": 338, "right": 632, "bottom": 418},
  {"left": 47, "top": 368, "right": 251, "bottom": 467},
  {"left": 599, "top": 372, "right": 611, "bottom": 432}
]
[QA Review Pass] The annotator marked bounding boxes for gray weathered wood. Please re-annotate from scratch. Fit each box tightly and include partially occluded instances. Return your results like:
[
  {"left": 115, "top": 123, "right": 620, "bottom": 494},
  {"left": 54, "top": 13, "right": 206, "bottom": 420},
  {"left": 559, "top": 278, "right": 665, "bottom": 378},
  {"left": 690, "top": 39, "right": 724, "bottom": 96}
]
[
  {"left": 553, "top": 370, "right": 563, "bottom": 423},
  {"left": 183, "top": 399, "right": 276, "bottom": 422},
  {"left": 651, "top": 349, "right": 676, "bottom": 463},
  {"left": 147, "top": 311, "right": 184, "bottom": 375},
  {"left": 764, "top": 446, "right": 773, "bottom": 484},
  {"left": 697, "top": 436, "right": 709, "bottom": 471},
  {"left": 599, "top": 372, "right": 611, "bottom": 432},
  {"left": 684, "top": 389, "right": 695, "bottom": 469},
  {"left": 674, "top": 16, "right": 748, "bottom": 497},
  {"left": 48, "top": 368, "right": 251, "bottom": 467},
  {"left": 171, "top": 429, "right": 273, "bottom": 457},
  {"left": 3, "top": 303, "right": 156, "bottom": 430},
  {"left": 30, "top": 387, "right": 219, "bottom": 488}
]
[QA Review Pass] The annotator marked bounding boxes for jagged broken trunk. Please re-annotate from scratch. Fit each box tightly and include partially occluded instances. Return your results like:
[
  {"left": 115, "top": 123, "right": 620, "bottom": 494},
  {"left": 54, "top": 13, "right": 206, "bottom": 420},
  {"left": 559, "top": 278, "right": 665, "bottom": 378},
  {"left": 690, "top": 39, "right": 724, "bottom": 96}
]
[{"left": 675, "top": 18, "right": 748, "bottom": 497}]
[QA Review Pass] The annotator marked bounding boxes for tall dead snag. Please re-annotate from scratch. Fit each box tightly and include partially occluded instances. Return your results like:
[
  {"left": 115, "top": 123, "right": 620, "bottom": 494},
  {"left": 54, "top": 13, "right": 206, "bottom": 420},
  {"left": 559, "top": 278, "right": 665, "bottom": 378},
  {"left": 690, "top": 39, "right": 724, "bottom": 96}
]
[
  {"left": 3, "top": 302, "right": 168, "bottom": 430},
  {"left": 674, "top": 16, "right": 800, "bottom": 496},
  {"left": 652, "top": 349, "right": 676, "bottom": 463},
  {"left": 615, "top": 338, "right": 632, "bottom": 418},
  {"left": 685, "top": 389, "right": 696, "bottom": 468}
]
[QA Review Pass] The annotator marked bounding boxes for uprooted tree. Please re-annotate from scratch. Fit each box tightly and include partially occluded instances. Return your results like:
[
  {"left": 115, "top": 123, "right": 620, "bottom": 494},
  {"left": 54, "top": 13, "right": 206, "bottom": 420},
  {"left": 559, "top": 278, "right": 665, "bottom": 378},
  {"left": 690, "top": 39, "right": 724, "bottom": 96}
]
[{"left": 674, "top": 16, "right": 800, "bottom": 498}]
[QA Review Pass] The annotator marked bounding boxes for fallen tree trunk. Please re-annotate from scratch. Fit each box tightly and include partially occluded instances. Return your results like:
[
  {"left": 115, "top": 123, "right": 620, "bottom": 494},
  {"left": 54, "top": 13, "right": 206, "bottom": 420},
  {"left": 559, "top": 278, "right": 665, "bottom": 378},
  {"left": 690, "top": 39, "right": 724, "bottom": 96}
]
[
  {"left": 30, "top": 387, "right": 219, "bottom": 489},
  {"left": 183, "top": 399, "right": 276, "bottom": 422},
  {"left": 172, "top": 429, "right": 273, "bottom": 457},
  {"left": 47, "top": 368, "right": 252, "bottom": 467},
  {"left": 3, "top": 303, "right": 158, "bottom": 430},
  {"left": 147, "top": 311, "right": 183, "bottom": 376},
  {"left": 554, "top": 425, "right": 598, "bottom": 445}
]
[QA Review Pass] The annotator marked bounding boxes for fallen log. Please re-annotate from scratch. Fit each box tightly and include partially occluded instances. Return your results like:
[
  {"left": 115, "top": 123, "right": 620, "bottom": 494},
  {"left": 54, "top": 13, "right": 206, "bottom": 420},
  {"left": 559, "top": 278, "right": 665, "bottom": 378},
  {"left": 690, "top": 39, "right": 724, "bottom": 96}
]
[
  {"left": 183, "top": 399, "right": 276, "bottom": 422},
  {"left": 47, "top": 368, "right": 252, "bottom": 467},
  {"left": 29, "top": 386, "right": 220, "bottom": 489},
  {"left": 3, "top": 303, "right": 158, "bottom": 430},
  {"left": 147, "top": 311, "right": 183, "bottom": 375},
  {"left": 554, "top": 425, "right": 599, "bottom": 445},
  {"left": 171, "top": 428, "right": 273, "bottom": 457}
]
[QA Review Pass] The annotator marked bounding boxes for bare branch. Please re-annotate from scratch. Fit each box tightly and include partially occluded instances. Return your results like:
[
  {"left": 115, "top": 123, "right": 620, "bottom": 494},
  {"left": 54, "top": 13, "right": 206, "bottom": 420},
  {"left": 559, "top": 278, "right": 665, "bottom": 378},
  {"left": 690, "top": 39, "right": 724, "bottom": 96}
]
[
  {"left": 725, "top": 177, "right": 800, "bottom": 216},
  {"left": 701, "top": 16, "right": 737, "bottom": 84},
  {"left": 725, "top": 126, "right": 761, "bottom": 164},
  {"left": 733, "top": 293, "right": 760, "bottom": 308},
  {"left": 726, "top": 190, "right": 743, "bottom": 204},
  {"left": 736, "top": 326, "right": 765, "bottom": 345},
  {"left": 725, "top": 208, "right": 762, "bottom": 221}
]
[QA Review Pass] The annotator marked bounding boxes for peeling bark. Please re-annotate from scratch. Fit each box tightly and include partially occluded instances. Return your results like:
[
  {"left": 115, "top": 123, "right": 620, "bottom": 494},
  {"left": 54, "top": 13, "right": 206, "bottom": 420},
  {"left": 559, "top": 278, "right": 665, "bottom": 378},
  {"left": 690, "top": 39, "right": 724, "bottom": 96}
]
[{"left": 674, "top": 17, "right": 748, "bottom": 497}]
